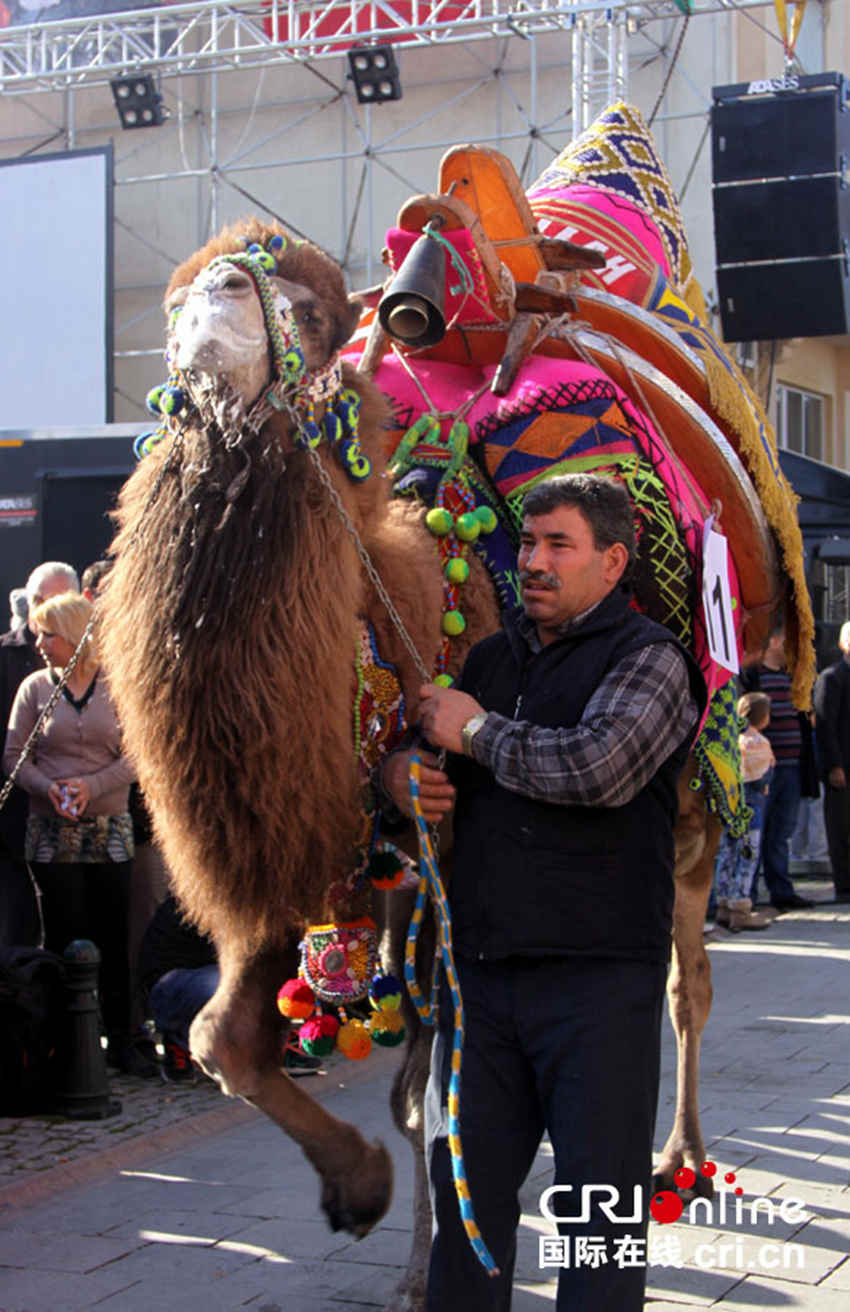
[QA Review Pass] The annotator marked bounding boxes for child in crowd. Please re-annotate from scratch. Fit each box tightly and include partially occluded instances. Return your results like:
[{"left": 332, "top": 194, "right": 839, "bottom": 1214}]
[{"left": 713, "top": 691, "right": 775, "bottom": 931}]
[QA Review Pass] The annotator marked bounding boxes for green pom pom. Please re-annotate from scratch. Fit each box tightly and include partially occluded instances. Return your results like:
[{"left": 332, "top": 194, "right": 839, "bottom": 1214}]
[
  {"left": 474, "top": 505, "right": 498, "bottom": 533},
  {"left": 426, "top": 508, "right": 454, "bottom": 537},
  {"left": 434, "top": 673, "right": 454, "bottom": 687},
  {"left": 455, "top": 513, "right": 481, "bottom": 542},
  {"left": 445, "top": 557, "right": 470, "bottom": 584},
  {"left": 442, "top": 610, "right": 466, "bottom": 637}
]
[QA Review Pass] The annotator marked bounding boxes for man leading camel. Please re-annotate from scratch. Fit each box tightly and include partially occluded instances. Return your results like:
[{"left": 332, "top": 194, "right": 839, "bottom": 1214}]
[{"left": 384, "top": 472, "right": 706, "bottom": 1311}]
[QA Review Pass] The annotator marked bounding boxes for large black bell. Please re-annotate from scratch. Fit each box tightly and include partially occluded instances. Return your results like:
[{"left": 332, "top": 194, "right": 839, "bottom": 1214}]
[{"left": 378, "top": 231, "right": 447, "bottom": 347}]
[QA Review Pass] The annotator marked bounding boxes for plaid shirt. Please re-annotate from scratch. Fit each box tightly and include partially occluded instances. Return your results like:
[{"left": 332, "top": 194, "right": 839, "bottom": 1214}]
[{"left": 467, "top": 607, "right": 699, "bottom": 808}]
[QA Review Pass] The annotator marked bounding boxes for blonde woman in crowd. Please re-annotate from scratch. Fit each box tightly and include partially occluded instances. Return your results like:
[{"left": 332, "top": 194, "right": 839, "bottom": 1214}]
[{"left": 3, "top": 591, "right": 144, "bottom": 1074}]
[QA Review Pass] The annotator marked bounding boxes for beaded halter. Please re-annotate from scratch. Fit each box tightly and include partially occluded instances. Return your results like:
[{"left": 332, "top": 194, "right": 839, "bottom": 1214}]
[{"left": 136, "top": 235, "right": 372, "bottom": 483}]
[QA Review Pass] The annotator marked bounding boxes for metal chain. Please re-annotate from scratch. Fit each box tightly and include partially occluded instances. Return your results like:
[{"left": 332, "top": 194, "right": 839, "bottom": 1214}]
[
  {"left": 305, "top": 444, "right": 433, "bottom": 686},
  {"left": 0, "top": 425, "right": 187, "bottom": 816}
]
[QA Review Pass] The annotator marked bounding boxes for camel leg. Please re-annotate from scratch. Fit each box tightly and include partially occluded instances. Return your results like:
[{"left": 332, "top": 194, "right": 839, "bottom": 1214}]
[
  {"left": 189, "top": 939, "right": 393, "bottom": 1238},
  {"left": 653, "top": 762, "right": 721, "bottom": 1199}
]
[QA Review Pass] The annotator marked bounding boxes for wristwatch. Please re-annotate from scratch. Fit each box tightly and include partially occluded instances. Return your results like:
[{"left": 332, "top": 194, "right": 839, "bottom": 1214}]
[{"left": 460, "top": 712, "right": 488, "bottom": 757}]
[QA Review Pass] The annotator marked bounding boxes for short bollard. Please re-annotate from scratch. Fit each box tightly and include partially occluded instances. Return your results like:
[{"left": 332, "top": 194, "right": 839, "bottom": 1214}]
[{"left": 56, "top": 939, "right": 121, "bottom": 1120}]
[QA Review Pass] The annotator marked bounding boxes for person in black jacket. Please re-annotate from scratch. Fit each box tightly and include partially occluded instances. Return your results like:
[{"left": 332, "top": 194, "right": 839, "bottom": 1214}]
[
  {"left": 383, "top": 473, "right": 705, "bottom": 1312},
  {"left": 739, "top": 624, "right": 819, "bottom": 910},
  {"left": 813, "top": 621, "right": 850, "bottom": 902}
]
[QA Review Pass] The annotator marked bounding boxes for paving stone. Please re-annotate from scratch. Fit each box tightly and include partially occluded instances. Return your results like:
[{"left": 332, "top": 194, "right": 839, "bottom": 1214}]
[
  {"left": 0, "top": 1225, "right": 147, "bottom": 1272},
  {"left": 0, "top": 1263, "right": 142, "bottom": 1311},
  {"left": 713, "top": 1275, "right": 850, "bottom": 1308}
]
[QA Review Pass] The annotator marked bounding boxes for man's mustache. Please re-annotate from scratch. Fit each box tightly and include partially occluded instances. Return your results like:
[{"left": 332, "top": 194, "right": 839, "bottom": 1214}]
[{"left": 519, "top": 569, "right": 560, "bottom": 591}]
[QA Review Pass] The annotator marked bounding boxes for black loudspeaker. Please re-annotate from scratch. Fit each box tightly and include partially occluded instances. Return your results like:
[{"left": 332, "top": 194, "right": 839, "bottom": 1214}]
[
  {"left": 717, "top": 259, "right": 850, "bottom": 342},
  {"left": 711, "top": 74, "right": 850, "bottom": 341}
]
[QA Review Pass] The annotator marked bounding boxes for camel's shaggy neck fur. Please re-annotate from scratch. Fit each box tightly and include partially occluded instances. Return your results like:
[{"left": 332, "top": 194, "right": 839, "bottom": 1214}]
[{"left": 100, "top": 222, "right": 394, "bottom": 947}]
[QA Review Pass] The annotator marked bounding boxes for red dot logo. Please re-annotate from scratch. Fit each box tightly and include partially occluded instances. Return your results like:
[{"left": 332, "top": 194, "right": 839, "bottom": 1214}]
[
  {"left": 649, "top": 1191, "right": 684, "bottom": 1224},
  {"left": 735, "top": 1187, "right": 744, "bottom": 1196},
  {"left": 724, "top": 1172, "right": 736, "bottom": 1184},
  {"left": 674, "top": 1166, "right": 696, "bottom": 1189},
  {"left": 701, "top": 1160, "right": 717, "bottom": 1178}
]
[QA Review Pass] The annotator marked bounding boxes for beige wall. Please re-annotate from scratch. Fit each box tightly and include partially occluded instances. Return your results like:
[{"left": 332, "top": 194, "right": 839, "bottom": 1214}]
[{"left": 0, "top": 1, "right": 847, "bottom": 458}]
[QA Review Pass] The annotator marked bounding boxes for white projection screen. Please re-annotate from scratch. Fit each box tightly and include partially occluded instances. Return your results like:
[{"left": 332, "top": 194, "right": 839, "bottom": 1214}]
[{"left": 0, "top": 146, "right": 113, "bottom": 428}]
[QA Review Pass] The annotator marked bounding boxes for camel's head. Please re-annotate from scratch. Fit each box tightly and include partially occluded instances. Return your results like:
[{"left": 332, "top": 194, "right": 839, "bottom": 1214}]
[{"left": 153, "top": 220, "right": 362, "bottom": 441}]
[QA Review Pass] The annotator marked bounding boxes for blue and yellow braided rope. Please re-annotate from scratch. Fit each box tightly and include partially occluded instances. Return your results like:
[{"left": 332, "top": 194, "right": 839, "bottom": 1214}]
[{"left": 404, "top": 752, "right": 499, "bottom": 1277}]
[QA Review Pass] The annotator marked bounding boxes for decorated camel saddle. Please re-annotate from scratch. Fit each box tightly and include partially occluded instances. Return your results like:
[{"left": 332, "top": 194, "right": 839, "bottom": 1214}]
[{"left": 344, "top": 102, "right": 814, "bottom": 837}]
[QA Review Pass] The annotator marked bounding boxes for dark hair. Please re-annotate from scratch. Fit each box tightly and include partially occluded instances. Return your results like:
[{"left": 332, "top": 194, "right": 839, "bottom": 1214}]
[
  {"left": 737, "top": 691, "right": 770, "bottom": 727},
  {"left": 522, "top": 474, "right": 636, "bottom": 574},
  {"left": 81, "top": 558, "right": 112, "bottom": 596}
]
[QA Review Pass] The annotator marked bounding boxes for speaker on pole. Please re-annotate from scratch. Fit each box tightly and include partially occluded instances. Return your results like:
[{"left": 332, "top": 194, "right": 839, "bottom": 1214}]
[{"left": 711, "top": 74, "right": 850, "bottom": 342}]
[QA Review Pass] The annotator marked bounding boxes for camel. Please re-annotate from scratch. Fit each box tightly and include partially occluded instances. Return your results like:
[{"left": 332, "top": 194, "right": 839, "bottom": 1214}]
[{"left": 99, "top": 115, "right": 812, "bottom": 1311}]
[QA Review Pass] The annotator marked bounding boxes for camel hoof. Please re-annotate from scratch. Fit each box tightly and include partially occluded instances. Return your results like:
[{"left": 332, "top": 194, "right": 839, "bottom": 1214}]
[
  {"left": 320, "top": 1139, "right": 393, "bottom": 1238},
  {"left": 652, "top": 1163, "right": 715, "bottom": 1200}
]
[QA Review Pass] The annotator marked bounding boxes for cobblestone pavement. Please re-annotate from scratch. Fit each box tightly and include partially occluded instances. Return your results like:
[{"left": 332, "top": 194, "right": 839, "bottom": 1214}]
[{"left": 0, "top": 880, "right": 847, "bottom": 1310}]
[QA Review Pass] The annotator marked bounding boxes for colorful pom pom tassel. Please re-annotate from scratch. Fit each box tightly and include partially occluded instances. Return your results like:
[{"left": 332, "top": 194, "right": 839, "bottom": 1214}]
[
  {"left": 299, "top": 1013, "right": 339, "bottom": 1057},
  {"left": 337, "top": 1018, "right": 372, "bottom": 1060},
  {"left": 367, "top": 850, "right": 406, "bottom": 891},
  {"left": 369, "top": 972, "right": 403, "bottom": 1012},
  {"left": 277, "top": 978, "right": 316, "bottom": 1021},
  {"left": 369, "top": 1009, "right": 406, "bottom": 1047}
]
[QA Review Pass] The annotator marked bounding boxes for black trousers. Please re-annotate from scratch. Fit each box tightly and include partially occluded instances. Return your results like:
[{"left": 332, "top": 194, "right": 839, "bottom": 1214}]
[
  {"left": 823, "top": 783, "right": 850, "bottom": 892},
  {"left": 425, "top": 954, "right": 667, "bottom": 1312},
  {"left": 34, "top": 861, "right": 133, "bottom": 1042}
]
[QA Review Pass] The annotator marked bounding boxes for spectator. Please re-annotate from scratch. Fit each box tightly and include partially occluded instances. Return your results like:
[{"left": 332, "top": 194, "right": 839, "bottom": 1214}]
[
  {"left": 714, "top": 692, "right": 773, "bottom": 931},
  {"left": 741, "top": 625, "right": 818, "bottom": 910},
  {"left": 813, "top": 620, "right": 850, "bottom": 903},
  {"left": 2, "top": 590, "right": 153, "bottom": 1076},
  {"left": 81, "top": 559, "right": 112, "bottom": 603},
  {"left": 0, "top": 563, "right": 79, "bottom": 944},
  {"left": 139, "top": 892, "right": 321, "bottom": 1082},
  {"left": 8, "top": 588, "right": 28, "bottom": 634}
]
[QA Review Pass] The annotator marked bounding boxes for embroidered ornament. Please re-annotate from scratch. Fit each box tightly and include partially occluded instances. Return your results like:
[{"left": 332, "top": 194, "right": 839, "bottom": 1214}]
[
  {"left": 299, "top": 917, "right": 378, "bottom": 1005},
  {"left": 277, "top": 978, "right": 316, "bottom": 1020},
  {"left": 369, "top": 1009, "right": 406, "bottom": 1047},
  {"left": 299, "top": 1013, "right": 339, "bottom": 1057},
  {"left": 337, "top": 1017, "right": 372, "bottom": 1060}
]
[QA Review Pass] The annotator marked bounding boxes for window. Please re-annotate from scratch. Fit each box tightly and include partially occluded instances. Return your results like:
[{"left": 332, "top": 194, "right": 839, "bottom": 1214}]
[{"left": 775, "top": 384, "right": 825, "bottom": 462}]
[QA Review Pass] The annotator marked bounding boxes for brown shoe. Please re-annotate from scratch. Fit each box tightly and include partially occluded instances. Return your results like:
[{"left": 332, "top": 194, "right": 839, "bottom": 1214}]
[{"left": 727, "top": 898, "right": 771, "bottom": 931}]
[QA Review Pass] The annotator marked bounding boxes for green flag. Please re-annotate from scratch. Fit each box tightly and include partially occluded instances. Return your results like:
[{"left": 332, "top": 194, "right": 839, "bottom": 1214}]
[{"left": 672, "top": 0, "right": 692, "bottom": 13}]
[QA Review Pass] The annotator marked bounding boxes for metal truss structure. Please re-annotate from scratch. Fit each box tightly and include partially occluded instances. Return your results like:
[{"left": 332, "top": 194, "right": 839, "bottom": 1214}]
[
  {"left": 0, "top": 0, "right": 778, "bottom": 415},
  {"left": 0, "top": 1, "right": 776, "bottom": 95}
]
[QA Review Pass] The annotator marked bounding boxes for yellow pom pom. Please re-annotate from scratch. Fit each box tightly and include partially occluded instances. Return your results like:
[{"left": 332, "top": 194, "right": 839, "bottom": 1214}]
[
  {"left": 442, "top": 610, "right": 466, "bottom": 637},
  {"left": 369, "top": 1010, "right": 406, "bottom": 1047},
  {"left": 337, "top": 1018, "right": 372, "bottom": 1060},
  {"left": 445, "top": 557, "right": 470, "bottom": 584},
  {"left": 426, "top": 507, "right": 454, "bottom": 537}
]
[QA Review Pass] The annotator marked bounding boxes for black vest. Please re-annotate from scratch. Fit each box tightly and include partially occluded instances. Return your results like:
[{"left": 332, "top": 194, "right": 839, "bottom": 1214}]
[{"left": 449, "top": 589, "right": 705, "bottom": 964}]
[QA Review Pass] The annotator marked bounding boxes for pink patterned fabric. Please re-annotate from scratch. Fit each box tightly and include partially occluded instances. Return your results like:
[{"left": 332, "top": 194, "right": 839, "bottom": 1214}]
[{"left": 527, "top": 182, "right": 671, "bottom": 306}]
